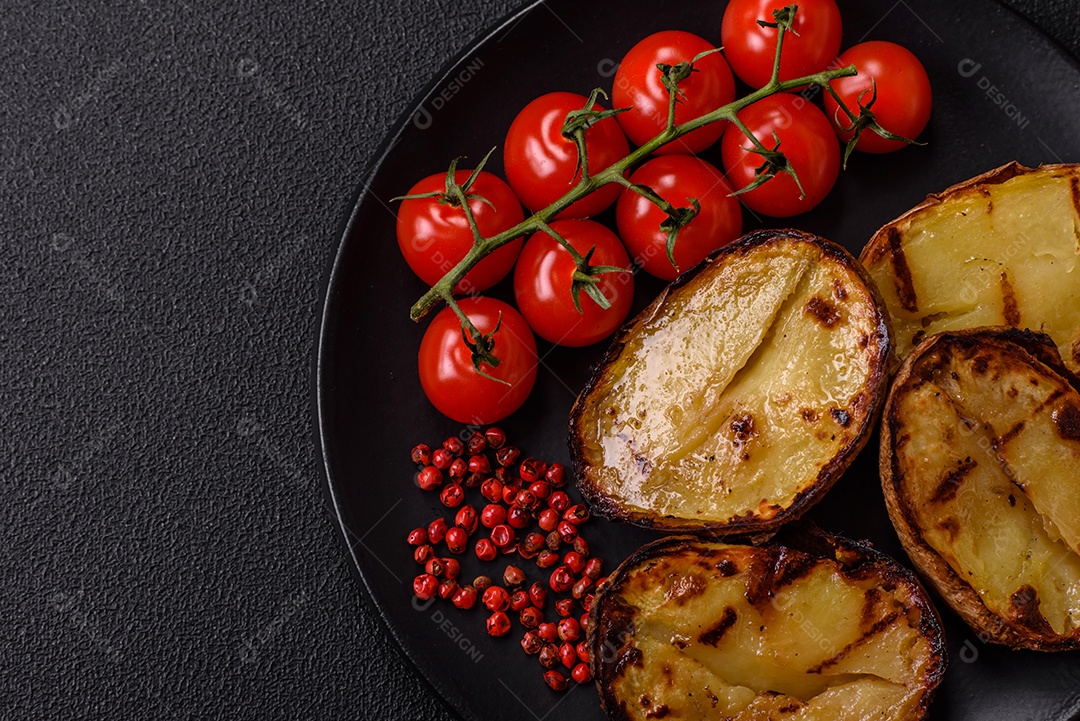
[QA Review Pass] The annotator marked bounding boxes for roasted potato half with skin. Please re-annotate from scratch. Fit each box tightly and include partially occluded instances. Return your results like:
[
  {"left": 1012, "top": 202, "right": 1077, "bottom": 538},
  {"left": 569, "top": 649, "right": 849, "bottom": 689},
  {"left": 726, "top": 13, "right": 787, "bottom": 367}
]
[
  {"left": 861, "top": 162, "right": 1080, "bottom": 373},
  {"left": 589, "top": 530, "right": 946, "bottom": 721},
  {"left": 882, "top": 327, "right": 1080, "bottom": 649},
  {"left": 570, "top": 229, "right": 891, "bottom": 533}
]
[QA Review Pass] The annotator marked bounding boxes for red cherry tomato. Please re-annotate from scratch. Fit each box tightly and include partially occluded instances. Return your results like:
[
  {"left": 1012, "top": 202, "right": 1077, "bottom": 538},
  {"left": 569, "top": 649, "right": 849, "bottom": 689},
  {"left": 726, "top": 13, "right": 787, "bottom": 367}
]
[
  {"left": 396, "top": 170, "right": 524, "bottom": 292},
  {"left": 721, "top": 93, "right": 839, "bottom": 218},
  {"left": 824, "top": 41, "right": 933, "bottom": 154},
  {"left": 503, "top": 92, "right": 629, "bottom": 218},
  {"left": 721, "top": 0, "right": 842, "bottom": 89},
  {"left": 513, "top": 220, "right": 633, "bottom": 347},
  {"left": 418, "top": 297, "right": 537, "bottom": 423},
  {"left": 612, "top": 31, "right": 736, "bottom": 154},
  {"left": 616, "top": 155, "right": 742, "bottom": 280}
]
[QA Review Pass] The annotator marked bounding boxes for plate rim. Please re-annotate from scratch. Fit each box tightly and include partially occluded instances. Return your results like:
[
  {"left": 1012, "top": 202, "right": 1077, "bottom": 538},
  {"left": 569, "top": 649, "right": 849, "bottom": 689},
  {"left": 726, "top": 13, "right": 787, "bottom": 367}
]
[{"left": 312, "top": 1, "right": 547, "bottom": 719}]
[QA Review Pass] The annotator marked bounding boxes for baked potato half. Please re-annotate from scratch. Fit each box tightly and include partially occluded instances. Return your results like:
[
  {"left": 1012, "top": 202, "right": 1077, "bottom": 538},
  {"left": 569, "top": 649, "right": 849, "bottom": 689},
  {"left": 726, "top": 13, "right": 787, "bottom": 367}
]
[
  {"left": 881, "top": 327, "right": 1080, "bottom": 649},
  {"left": 570, "top": 229, "right": 891, "bottom": 533},
  {"left": 589, "top": 530, "right": 945, "bottom": 721},
  {"left": 861, "top": 162, "right": 1080, "bottom": 373}
]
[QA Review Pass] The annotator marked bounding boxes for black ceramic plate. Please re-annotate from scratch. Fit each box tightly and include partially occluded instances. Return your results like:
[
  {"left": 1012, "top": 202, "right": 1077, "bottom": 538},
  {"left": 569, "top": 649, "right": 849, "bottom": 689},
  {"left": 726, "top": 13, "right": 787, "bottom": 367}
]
[{"left": 316, "top": 1, "right": 1080, "bottom": 719}]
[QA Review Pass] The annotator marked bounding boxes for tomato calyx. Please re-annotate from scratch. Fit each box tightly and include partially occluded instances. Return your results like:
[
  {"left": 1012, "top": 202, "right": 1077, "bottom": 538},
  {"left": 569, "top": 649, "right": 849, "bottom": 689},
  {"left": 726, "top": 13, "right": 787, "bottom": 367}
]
[
  {"left": 453, "top": 307, "right": 509, "bottom": 385},
  {"left": 655, "top": 48, "right": 725, "bottom": 132},
  {"left": 560, "top": 88, "right": 630, "bottom": 183},
  {"left": 825, "top": 79, "right": 924, "bottom": 168},
  {"left": 730, "top": 126, "right": 806, "bottom": 200},
  {"left": 537, "top": 221, "right": 625, "bottom": 314},
  {"left": 756, "top": 4, "right": 798, "bottom": 32},
  {"left": 393, "top": 148, "right": 499, "bottom": 212},
  {"left": 618, "top": 179, "right": 701, "bottom": 271}
]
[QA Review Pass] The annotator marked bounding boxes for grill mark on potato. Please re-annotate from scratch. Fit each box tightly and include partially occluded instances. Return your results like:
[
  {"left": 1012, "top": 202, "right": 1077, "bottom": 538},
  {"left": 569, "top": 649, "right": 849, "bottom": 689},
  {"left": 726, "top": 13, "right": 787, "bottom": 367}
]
[
  {"left": 1031, "top": 387, "right": 1065, "bottom": 416},
  {"left": 745, "top": 548, "right": 817, "bottom": 607},
  {"left": 1008, "top": 585, "right": 1056, "bottom": 636},
  {"left": 716, "top": 559, "right": 738, "bottom": 577},
  {"left": 704, "top": 687, "right": 719, "bottom": 708},
  {"left": 996, "top": 420, "right": 1026, "bottom": 447},
  {"left": 830, "top": 408, "right": 852, "bottom": 427},
  {"left": 1053, "top": 401, "right": 1080, "bottom": 441},
  {"left": 1000, "top": 272, "right": 1021, "bottom": 326},
  {"left": 805, "top": 296, "right": 842, "bottom": 328},
  {"left": 779, "top": 702, "right": 804, "bottom": 713},
  {"left": 698, "top": 607, "right": 738, "bottom": 647},
  {"left": 666, "top": 573, "right": 706, "bottom": 604},
  {"left": 929, "top": 457, "right": 978, "bottom": 504},
  {"left": 886, "top": 227, "right": 918, "bottom": 312},
  {"left": 808, "top": 611, "right": 903, "bottom": 673},
  {"left": 801, "top": 408, "right": 819, "bottom": 423},
  {"left": 832, "top": 278, "right": 848, "bottom": 300},
  {"left": 971, "top": 355, "right": 990, "bottom": 374},
  {"left": 860, "top": 587, "right": 882, "bottom": 629},
  {"left": 614, "top": 644, "right": 644, "bottom": 679}
]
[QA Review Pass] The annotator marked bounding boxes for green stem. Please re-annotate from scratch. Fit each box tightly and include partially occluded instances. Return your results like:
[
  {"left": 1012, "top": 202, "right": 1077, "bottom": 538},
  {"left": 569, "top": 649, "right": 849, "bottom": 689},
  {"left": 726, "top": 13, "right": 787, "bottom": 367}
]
[{"left": 409, "top": 65, "right": 857, "bottom": 321}]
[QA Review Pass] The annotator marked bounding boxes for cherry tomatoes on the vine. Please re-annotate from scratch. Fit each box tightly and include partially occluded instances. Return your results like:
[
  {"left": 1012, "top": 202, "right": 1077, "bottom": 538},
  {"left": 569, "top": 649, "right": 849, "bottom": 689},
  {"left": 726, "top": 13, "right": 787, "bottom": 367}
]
[
  {"left": 503, "top": 92, "right": 630, "bottom": 219},
  {"left": 616, "top": 155, "right": 742, "bottom": 280},
  {"left": 824, "top": 41, "right": 933, "bottom": 154},
  {"left": 396, "top": 170, "right": 525, "bottom": 292},
  {"left": 612, "top": 31, "right": 736, "bottom": 154},
  {"left": 721, "top": 93, "right": 839, "bottom": 218},
  {"left": 418, "top": 297, "right": 537, "bottom": 424},
  {"left": 513, "top": 220, "right": 633, "bottom": 347},
  {"left": 721, "top": 0, "right": 842, "bottom": 89}
]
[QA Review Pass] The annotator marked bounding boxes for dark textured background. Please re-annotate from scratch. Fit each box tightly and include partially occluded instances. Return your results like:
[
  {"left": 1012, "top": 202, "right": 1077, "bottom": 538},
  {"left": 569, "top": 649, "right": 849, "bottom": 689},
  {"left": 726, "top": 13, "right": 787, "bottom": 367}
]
[{"left": 2, "top": 1, "right": 1078, "bottom": 719}]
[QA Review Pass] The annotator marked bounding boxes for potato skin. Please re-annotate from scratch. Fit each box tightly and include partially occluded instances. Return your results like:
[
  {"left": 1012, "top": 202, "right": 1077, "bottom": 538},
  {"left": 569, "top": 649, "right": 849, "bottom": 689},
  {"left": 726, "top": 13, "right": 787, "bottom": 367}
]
[
  {"left": 588, "top": 527, "right": 946, "bottom": 721},
  {"left": 569, "top": 229, "right": 892, "bottom": 534},
  {"left": 880, "top": 327, "right": 1080, "bottom": 651}
]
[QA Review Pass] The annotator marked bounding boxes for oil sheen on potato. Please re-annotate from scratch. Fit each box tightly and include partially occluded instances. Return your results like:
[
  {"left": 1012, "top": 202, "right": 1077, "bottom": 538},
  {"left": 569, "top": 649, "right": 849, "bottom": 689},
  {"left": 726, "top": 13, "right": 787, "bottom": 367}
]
[{"left": 571, "top": 230, "right": 890, "bottom": 532}]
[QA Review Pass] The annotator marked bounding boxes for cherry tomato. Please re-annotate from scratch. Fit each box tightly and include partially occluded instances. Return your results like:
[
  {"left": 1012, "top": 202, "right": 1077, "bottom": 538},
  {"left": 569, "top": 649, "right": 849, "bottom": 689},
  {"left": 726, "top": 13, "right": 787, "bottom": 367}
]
[
  {"left": 616, "top": 156, "right": 742, "bottom": 280},
  {"left": 720, "top": 93, "right": 839, "bottom": 217},
  {"left": 418, "top": 297, "right": 537, "bottom": 424},
  {"left": 824, "top": 41, "right": 932, "bottom": 154},
  {"left": 721, "top": 0, "right": 842, "bottom": 89},
  {"left": 612, "top": 31, "right": 736, "bottom": 154},
  {"left": 503, "top": 92, "right": 629, "bottom": 219},
  {"left": 513, "top": 220, "right": 633, "bottom": 347},
  {"left": 396, "top": 170, "right": 523, "bottom": 293}
]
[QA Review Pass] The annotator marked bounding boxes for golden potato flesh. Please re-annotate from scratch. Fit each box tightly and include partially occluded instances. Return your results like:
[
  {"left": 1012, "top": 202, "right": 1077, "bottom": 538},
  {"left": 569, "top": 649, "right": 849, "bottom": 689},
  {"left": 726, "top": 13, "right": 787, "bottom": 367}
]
[
  {"left": 590, "top": 533, "right": 945, "bottom": 721},
  {"left": 882, "top": 328, "right": 1080, "bottom": 649},
  {"left": 861, "top": 162, "right": 1080, "bottom": 373},
  {"left": 570, "top": 230, "right": 890, "bottom": 533}
]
